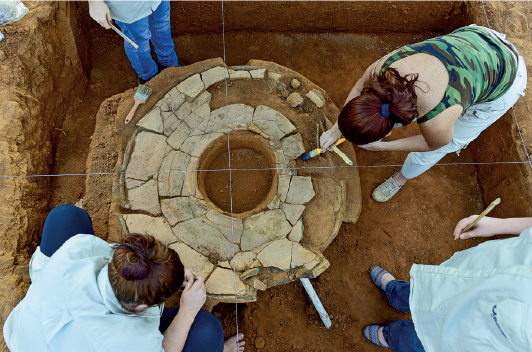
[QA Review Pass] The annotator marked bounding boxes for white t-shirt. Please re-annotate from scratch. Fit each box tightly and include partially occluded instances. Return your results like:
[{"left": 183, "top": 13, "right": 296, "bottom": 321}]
[
  {"left": 105, "top": 1, "right": 161, "bottom": 24},
  {"left": 3, "top": 234, "right": 165, "bottom": 352}
]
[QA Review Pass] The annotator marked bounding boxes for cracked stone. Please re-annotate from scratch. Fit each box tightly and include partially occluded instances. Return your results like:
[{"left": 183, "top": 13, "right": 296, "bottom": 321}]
[
  {"left": 189, "top": 197, "right": 209, "bottom": 217},
  {"left": 206, "top": 210, "right": 243, "bottom": 244},
  {"left": 205, "top": 267, "right": 247, "bottom": 295},
  {"left": 161, "top": 197, "right": 194, "bottom": 226},
  {"left": 287, "top": 219, "right": 304, "bottom": 242},
  {"left": 273, "top": 147, "right": 286, "bottom": 164},
  {"left": 210, "top": 104, "right": 254, "bottom": 130},
  {"left": 181, "top": 157, "right": 199, "bottom": 196},
  {"left": 281, "top": 203, "right": 306, "bottom": 225},
  {"left": 240, "top": 268, "right": 259, "bottom": 280},
  {"left": 165, "top": 87, "right": 186, "bottom": 111},
  {"left": 253, "top": 105, "right": 296, "bottom": 135},
  {"left": 280, "top": 133, "right": 305, "bottom": 158},
  {"left": 230, "top": 252, "right": 258, "bottom": 272},
  {"left": 172, "top": 216, "right": 237, "bottom": 261},
  {"left": 304, "top": 258, "right": 320, "bottom": 271},
  {"left": 158, "top": 150, "right": 190, "bottom": 197},
  {"left": 184, "top": 103, "right": 210, "bottom": 130},
  {"left": 177, "top": 73, "right": 205, "bottom": 100},
  {"left": 291, "top": 243, "right": 317, "bottom": 268},
  {"left": 250, "top": 68, "right": 266, "bottom": 79},
  {"left": 169, "top": 242, "right": 215, "bottom": 279},
  {"left": 137, "top": 108, "right": 163, "bottom": 133},
  {"left": 257, "top": 238, "right": 292, "bottom": 270},
  {"left": 286, "top": 93, "right": 304, "bottom": 108},
  {"left": 201, "top": 66, "right": 228, "bottom": 88},
  {"left": 128, "top": 179, "right": 161, "bottom": 215},
  {"left": 267, "top": 195, "right": 280, "bottom": 210},
  {"left": 124, "top": 214, "right": 175, "bottom": 244},
  {"left": 162, "top": 111, "right": 179, "bottom": 136},
  {"left": 253, "top": 120, "right": 286, "bottom": 141},
  {"left": 277, "top": 175, "right": 291, "bottom": 202},
  {"left": 218, "top": 261, "right": 232, "bottom": 269},
  {"left": 306, "top": 89, "right": 325, "bottom": 108},
  {"left": 126, "top": 178, "right": 145, "bottom": 190},
  {"left": 229, "top": 69, "right": 251, "bottom": 80},
  {"left": 181, "top": 133, "right": 224, "bottom": 158},
  {"left": 241, "top": 209, "right": 292, "bottom": 251},
  {"left": 167, "top": 121, "right": 192, "bottom": 150},
  {"left": 126, "top": 132, "right": 167, "bottom": 181},
  {"left": 285, "top": 176, "right": 315, "bottom": 204},
  {"left": 247, "top": 123, "right": 263, "bottom": 135}
]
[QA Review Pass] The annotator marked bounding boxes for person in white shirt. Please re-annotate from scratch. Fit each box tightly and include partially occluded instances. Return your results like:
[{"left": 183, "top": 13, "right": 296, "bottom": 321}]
[
  {"left": 363, "top": 214, "right": 532, "bottom": 352},
  {"left": 3, "top": 203, "right": 245, "bottom": 352}
]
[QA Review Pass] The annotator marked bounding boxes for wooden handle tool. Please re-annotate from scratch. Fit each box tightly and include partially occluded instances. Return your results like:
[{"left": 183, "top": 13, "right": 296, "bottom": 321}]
[
  {"left": 108, "top": 20, "right": 139, "bottom": 49},
  {"left": 456, "top": 197, "right": 501, "bottom": 240},
  {"left": 125, "top": 84, "right": 152, "bottom": 124}
]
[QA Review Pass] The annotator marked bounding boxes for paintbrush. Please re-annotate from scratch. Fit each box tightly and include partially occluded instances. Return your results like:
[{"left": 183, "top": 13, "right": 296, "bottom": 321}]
[
  {"left": 300, "top": 138, "right": 346, "bottom": 161},
  {"left": 455, "top": 197, "right": 501, "bottom": 240},
  {"left": 125, "top": 84, "right": 152, "bottom": 124},
  {"left": 108, "top": 20, "right": 139, "bottom": 49}
]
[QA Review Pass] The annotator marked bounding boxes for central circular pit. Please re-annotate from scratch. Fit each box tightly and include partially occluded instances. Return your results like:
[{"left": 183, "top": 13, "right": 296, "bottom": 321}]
[{"left": 198, "top": 131, "right": 277, "bottom": 214}]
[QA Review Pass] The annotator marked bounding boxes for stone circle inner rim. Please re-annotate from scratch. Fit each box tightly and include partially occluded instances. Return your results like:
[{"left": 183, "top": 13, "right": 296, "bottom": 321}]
[{"left": 197, "top": 131, "right": 277, "bottom": 214}]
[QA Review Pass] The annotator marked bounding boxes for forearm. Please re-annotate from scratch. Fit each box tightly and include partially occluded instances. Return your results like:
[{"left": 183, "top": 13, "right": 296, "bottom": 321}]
[
  {"left": 495, "top": 218, "right": 532, "bottom": 235},
  {"left": 162, "top": 309, "right": 196, "bottom": 352}
]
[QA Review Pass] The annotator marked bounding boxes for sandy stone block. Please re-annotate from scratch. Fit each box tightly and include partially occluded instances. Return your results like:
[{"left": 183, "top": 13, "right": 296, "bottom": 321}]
[
  {"left": 286, "top": 93, "right": 304, "bottom": 108},
  {"left": 177, "top": 73, "right": 205, "bottom": 100},
  {"left": 254, "top": 105, "right": 296, "bottom": 135},
  {"left": 201, "top": 66, "right": 228, "bottom": 88},
  {"left": 162, "top": 111, "right": 179, "bottom": 136},
  {"left": 227, "top": 104, "right": 254, "bottom": 128},
  {"left": 291, "top": 243, "right": 317, "bottom": 268},
  {"left": 206, "top": 267, "right": 247, "bottom": 295},
  {"left": 250, "top": 68, "right": 266, "bottom": 79},
  {"left": 310, "top": 259, "right": 330, "bottom": 278},
  {"left": 240, "top": 268, "right": 259, "bottom": 280},
  {"left": 285, "top": 176, "right": 315, "bottom": 205},
  {"left": 124, "top": 214, "right": 176, "bottom": 244},
  {"left": 179, "top": 135, "right": 203, "bottom": 155},
  {"left": 304, "top": 257, "right": 320, "bottom": 271},
  {"left": 306, "top": 89, "right": 325, "bottom": 108},
  {"left": 189, "top": 197, "right": 209, "bottom": 217},
  {"left": 206, "top": 210, "right": 243, "bottom": 244},
  {"left": 276, "top": 164, "right": 291, "bottom": 175},
  {"left": 267, "top": 195, "right": 280, "bottom": 210},
  {"left": 253, "top": 120, "right": 286, "bottom": 141},
  {"left": 137, "top": 108, "right": 163, "bottom": 133},
  {"left": 229, "top": 70, "right": 251, "bottom": 80},
  {"left": 181, "top": 157, "right": 198, "bottom": 196},
  {"left": 247, "top": 122, "right": 263, "bottom": 135},
  {"left": 192, "top": 133, "right": 224, "bottom": 158},
  {"left": 241, "top": 209, "right": 292, "bottom": 251},
  {"left": 291, "top": 79, "right": 301, "bottom": 89},
  {"left": 268, "top": 72, "right": 282, "bottom": 82},
  {"left": 126, "top": 132, "right": 167, "bottom": 181},
  {"left": 161, "top": 197, "right": 194, "bottom": 226},
  {"left": 176, "top": 101, "right": 193, "bottom": 121},
  {"left": 167, "top": 121, "right": 192, "bottom": 150},
  {"left": 281, "top": 133, "right": 305, "bottom": 158},
  {"left": 287, "top": 219, "right": 304, "bottom": 242},
  {"left": 278, "top": 175, "right": 291, "bottom": 202},
  {"left": 165, "top": 87, "right": 186, "bottom": 111},
  {"left": 252, "top": 279, "right": 267, "bottom": 291},
  {"left": 159, "top": 150, "right": 190, "bottom": 197},
  {"left": 257, "top": 238, "right": 292, "bottom": 270},
  {"left": 126, "top": 178, "right": 145, "bottom": 190},
  {"left": 172, "top": 216, "right": 237, "bottom": 261},
  {"left": 273, "top": 147, "right": 286, "bottom": 164},
  {"left": 280, "top": 203, "right": 305, "bottom": 225},
  {"left": 169, "top": 242, "right": 215, "bottom": 279},
  {"left": 218, "top": 261, "right": 232, "bottom": 269},
  {"left": 185, "top": 103, "right": 210, "bottom": 130},
  {"left": 230, "top": 252, "right": 258, "bottom": 272},
  {"left": 128, "top": 179, "right": 161, "bottom": 215},
  {"left": 190, "top": 118, "right": 209, "bottom": 136}
]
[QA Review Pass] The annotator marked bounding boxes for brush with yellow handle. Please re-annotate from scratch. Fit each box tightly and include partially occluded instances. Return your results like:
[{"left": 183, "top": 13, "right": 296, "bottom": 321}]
[
  {"left": 455, "top": 198, "right": 501, "bottom": 241},
  {"left": 300, "top": 138, "right": 346, "bottom": 161}
]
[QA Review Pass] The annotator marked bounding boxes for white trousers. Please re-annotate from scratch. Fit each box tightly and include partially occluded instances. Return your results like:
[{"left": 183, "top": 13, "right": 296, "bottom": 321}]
[{"left": 401, "top": 28, "right": 528, "bottom": 179}]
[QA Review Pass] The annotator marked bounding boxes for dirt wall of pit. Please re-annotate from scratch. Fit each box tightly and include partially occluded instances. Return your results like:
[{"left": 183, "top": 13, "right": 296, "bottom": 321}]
[{"left": 0, "top": 1, "right": 90, "bottom": 342}]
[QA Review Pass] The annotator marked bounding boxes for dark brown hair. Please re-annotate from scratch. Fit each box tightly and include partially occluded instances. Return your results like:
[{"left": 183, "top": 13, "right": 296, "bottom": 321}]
[
  {"left": 108, "top": 234, "right": 184, "bottom": 311},
  {"left": 338, "top": 67, "right": 420, "bottom": 145}
]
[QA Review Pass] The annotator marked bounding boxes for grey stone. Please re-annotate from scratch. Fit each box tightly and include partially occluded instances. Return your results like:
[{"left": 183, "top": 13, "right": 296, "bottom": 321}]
[
  {"left": 182, "top": 133, "right": 224, "bottom": 158},
  {"left": 176, "top": 101, "right": 194, "bottom": 121},
  {"left": 219, "top": 104, "right": 254, "bottom": 129},
  {"left": 155, "top": 99, "right": 171, "bottom": 112},
  {"left": 137, "top": 108, "right": 163, "bottom": 133},
  {"left": 291, "top": 242, "right": 317, "bottom": 268},
  {"left": 228, "top": 69, "right": 251, "bottom": 80},
  {"left": 277, "top": 175, "right": 291, "bottom": 202},
  {"left": 252, "top": 279, "right": 267, "bottom": 291},
  {"left": 181, "top": 157, "right": 199, "bottom": 196},
  {"left": 218, "top": 261, "right": 232, "bottom": 269},
  {"left": 158, "top": 150, "right": 190, "bottom": 197},
  {"left": 189, "top": 118, "right": 210, "bottom": 136},
  {"left": 124, "top": 214, "right": 175, "bottom": 244},
  {"left": 179, "top": 135, "right": 203, "bottom": 155},
  {"left": 162, "top": 111, "right": 179, "bottom": 136},
  {"left": 280, "top": 203, "right": 306, "bottom": 225},
  {"left": 257, "top": 238, "right": 292, "bottom": 270},
  {"left": 205, "top": 267, "right": 247, "bottom": 295},
  {"left": 253, "top": 120, "right": 286, "bottom": 141},
  {"left": 172, "top": 216, "right": 237, "bottom": 261},
  {"left": 167, "top": 121, "right": 192, "bottom": 150},
  {"left": 306, "top": 89, "right": 325, "bottom": 108},
  {"left": 165, "top": 87, "right": 186, "bottom": 111},
  {"left": 287, "top": 219, "right": 304, "bottom": 242},
  {"left": 126, "top": 132, "right": 167, "bottom": 181},
  {"left": 206, "top": 210, "right": 243, "bottom": 244},
  {"left": 267, "top": 195, "right": 280, "bottom": 210},
  {"left": 201, "top": 66, "right": 228, "bottom": 88},
  {"left": 241, "top": 209, "right": 292, "bottom": 251},
  {"left": 184, "top": 103, "right": 210, "bottom": 130},
  {"left": 126, "top": 178, "right": 145, "bottom": 190},
  {"left": 230, "top": 252, "right": 258, "bottom": 272},
  {"left": 161, "top": 197, "right": 194, "bottom": 226},
  {"left": 247, "top": 123, "right": 263, "bottom": 135},
  {"left": 269, "top": 72, "right": 282, "bottom": 82},
  {"left": 253, "top": 105, "right": 296, "bottom": 135},
  {"left": 250, "top": 68, "right": 266, "bottom": 79},
  {"left": 281, "top": 133, "right": 305, "bottom": 158},
  {"left": 285, "top": 176, "right": 315, "bottom": 204},
  {"left": 189, "top": 197, "right": 209, "bottom": 217},
  {"left": 169, "top": 242, "right": 215, "bottom": 280},
  {"left": 273, "top": 147, "right": 286, "bottom": 164},
  {"left": 128, "top": 179, "right": 161, "bottom": 215},
  {"left": 286, "top": 93, "right": 304, "bottom": 108},
  {"left": 239, "top": 268, "right": 259, "bottom": 280},
  {"left": 291, "top": 79, "right": 301, "bottom": 89},
  {"left": 177, "top": 73, "right": 205, "bottom": 100}
]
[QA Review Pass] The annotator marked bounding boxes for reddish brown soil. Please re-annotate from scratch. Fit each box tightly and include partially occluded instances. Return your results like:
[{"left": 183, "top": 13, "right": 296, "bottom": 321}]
[{"left": 10, "top": 2, "right": 530, "bottom": 352}]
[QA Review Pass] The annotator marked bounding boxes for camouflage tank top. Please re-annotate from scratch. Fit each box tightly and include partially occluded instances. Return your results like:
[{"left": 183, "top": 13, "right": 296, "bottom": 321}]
[{"left": 379, "top": 26, "right": 518, "bottom": 123}]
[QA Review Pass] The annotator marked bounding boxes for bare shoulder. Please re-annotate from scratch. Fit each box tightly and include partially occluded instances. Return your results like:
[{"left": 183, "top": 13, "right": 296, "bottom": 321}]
[{"left": 419, "top": 105, "right": 464, "bottom": 149}]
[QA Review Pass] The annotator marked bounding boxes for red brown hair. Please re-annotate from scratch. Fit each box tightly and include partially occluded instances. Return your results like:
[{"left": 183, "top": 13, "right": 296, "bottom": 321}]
[
  {"left": 108, "top": 234, "right": 184, "bottom": 311},
  {"left": 338, "top": 67, "right": 420, "bottom": 145}
]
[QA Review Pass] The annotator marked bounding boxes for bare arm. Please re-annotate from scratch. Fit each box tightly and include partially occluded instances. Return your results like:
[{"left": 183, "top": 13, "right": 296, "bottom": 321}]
[{"left": 454, "top": 216, "right": 532, "bottom": 240}]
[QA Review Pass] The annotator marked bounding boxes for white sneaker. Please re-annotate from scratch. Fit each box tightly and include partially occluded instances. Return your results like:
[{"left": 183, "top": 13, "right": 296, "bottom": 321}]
[{"left": 372, "top": 174, "right": 402, "bottom": 202}]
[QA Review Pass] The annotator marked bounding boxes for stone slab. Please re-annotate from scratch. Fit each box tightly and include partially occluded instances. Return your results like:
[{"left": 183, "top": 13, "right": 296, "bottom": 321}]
[
  {"left": 229, "top": 70, "right": 251, "bottom": 80},
  {"left": 128, "top": 179, "right": 161, "bottom": 215},
  {"left": 253, "top": 105, "right": 296, "bottom": 135},
  {"left": 287, "top": 219, "right": 304, "bottom": 242},
  {"left": 126, "top": 131, "right": 167, "bottom": 181},
  {"left": 241, "top": 209, "right": 292, "bottom": 251},
  {"left": 280, "top": 203, "right": 305, "bottom": 225},
  {"left": 167, "top": 121, "right": 192, "bottom": 150},
  {"left": 277, "top": 175, "right": 291, "bottom": 202},
  {"left": 181, "top": 157, "right": 199, "bottom": 196},
  {"left": 257, "top": 238, "right": 292, "bottom": 270},
  {"left": 124, "top": 214, "right": 176, "bottom": 244},
  {"left": 230, "top": 252, "right": 258, "bottom": 272},
  {"left": 306, "top": 89, "right": 325, "bottom": 108},
  {"left": 240, "top": 267, "right": 260, "bottom": 280},
  {"left": 205, "top": 267, "right": 247, "bottom": 295},
  {"left": 287, "top": 93, "right": 304, "bottom": 108},
  {"left": 126, "top": 178, "right": 145, "bottom": 190},
  {"left": 280, "top": 133, "right": 305, "bottom": 159},
  {"left": 250, "top": 68, "right": 266, "bottom": 79},
  {"left": 169, "top": 242, "right": 215, "bottom": 280},
  {"left": 161, "top": 197, "right": 194, "bottom": 226},
  {"left": 165, "top": 87, "right": 186, "bottom": 112},
  {"left": 158, "top": 150, "right": 190, "bottom": 197},
  {"left": 177, "top": 73, "right": 205, "bottom": 100},
  {"left": 285, "top": 176, "right": 315, "bottom": 204},
  {"left": 291, "top": 243, "right": 316, "bottom": 269},
  {"left": 137, "top": 108, "right": 163, "bottom": 133},
  {"left": 189, "top": 197, "right": 209, "bottom": 217},
  {"left": 201, "top": 66, "right": 228, "bottom": 88},
  {"left": 206, "top": 210, "right": 243, "bottom": 244}
]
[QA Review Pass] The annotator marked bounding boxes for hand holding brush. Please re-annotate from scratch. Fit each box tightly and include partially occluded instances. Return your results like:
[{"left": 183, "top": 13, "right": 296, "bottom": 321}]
[{"left": 454, "top": 198, "right": 501, "bottom": 241}]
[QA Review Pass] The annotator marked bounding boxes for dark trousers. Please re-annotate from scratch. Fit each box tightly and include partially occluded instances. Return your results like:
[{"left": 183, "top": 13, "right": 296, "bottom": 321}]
[
  {"left": 41, "top": 205, "right": 225, "bottom": 352},
  {"left": 383, "top": 280, "right": 426, "bottom": 352}
]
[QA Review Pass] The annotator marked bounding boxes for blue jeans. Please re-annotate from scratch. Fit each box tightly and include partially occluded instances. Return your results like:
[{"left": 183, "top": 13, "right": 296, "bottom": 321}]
[
  {"left": 115, "top": 1, "right": 178, "bottom": 81},
  {"left": 382, "top": 280, "right": 425, "bottom": 352},
  {"left": 160, "top": 308, "right": 225, "bottom": 352}
]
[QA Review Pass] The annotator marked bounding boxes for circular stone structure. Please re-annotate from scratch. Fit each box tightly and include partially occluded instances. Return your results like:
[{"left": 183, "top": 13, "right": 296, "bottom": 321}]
[{"left": 113, "top": 59, "right": 361, "bottom": 304}]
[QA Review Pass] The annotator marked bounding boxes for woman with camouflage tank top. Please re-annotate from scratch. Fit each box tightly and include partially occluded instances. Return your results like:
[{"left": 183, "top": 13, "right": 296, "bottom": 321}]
[{"left": 320, "top": 25, "right": 527, "bottom": 202}]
